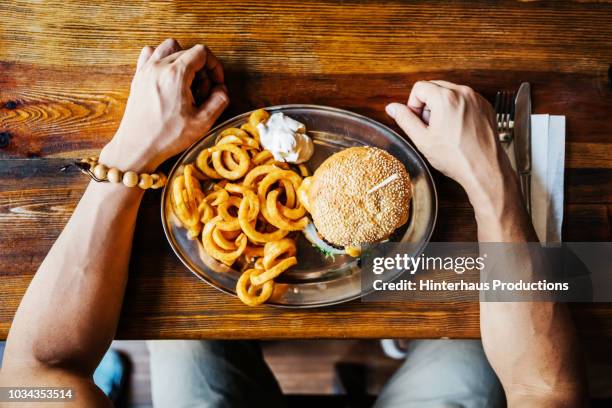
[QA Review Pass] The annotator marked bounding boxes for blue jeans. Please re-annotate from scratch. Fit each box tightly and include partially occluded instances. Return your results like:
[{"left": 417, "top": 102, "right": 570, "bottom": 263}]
[{"left": 147, "top": 340, "right": 504, "bottom": 408}]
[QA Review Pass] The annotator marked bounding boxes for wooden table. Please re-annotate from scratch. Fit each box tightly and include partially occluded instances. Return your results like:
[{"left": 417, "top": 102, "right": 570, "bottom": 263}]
[{"left": 1, "top": 1, "right": 611, "bottom": 340}]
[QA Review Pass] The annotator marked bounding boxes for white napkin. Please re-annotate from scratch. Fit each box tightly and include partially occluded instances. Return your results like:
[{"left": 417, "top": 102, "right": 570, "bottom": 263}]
[{"left": 503, "top": 114, "right": 566, "bottom": 244}]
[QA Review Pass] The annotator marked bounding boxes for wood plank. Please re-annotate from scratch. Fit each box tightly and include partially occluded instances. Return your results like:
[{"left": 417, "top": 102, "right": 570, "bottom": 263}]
[
  {"left": 1, "top": 68, "right": 611, "bottom": 159},
  {"left": 572, "top": 303, "right": 612, "bottom": 338},
  {"left": 566, "top": 143, "right": 612, "bottom": 169},
  {"left": 1, "top": 1, "right": 610, "bottom": 74}
]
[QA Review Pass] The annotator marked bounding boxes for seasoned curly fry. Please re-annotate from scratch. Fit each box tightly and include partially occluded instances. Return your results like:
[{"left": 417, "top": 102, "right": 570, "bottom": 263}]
[
  {"left": 262, "top": 238, "right": 297, "bottom": 269},
  {"left": 243, "top": 164, "right": 280, "bottom": 188},
  {"left": 184, "top": 165, "right": 205, "bottom": 203},
  {"left": 236, "top": 268, "right": 274, "bottom": 306},
  {"left": 218, "top": 196, "right": 241, "bottom": 221},
  {"left": 252, "top": 150, "right": 274, "bottom": 165},
  {"left": 296, "top": 176, "right": 312, "bottom": 212},
  {"left": 250, "top": 257, "right": 297, "bottom": 286},
  {"left": 257, "top": 169, "right": 302, "bottom": 225},
  {"left": 297, "top": 163, "right": 310, "bottom": 177},
  {"left": 212, "top": 228, "right": 240, "bottom": 251},
  {"left": 217, "top": 134, "right": 243, "bottom": 145},
  {"left": 202, "top": 216, "right": 247, "bottom": 266},
  {"left": 171, "top": 167, "right": 207, "bottom": 239},
  {"left": 280, "top": 203, "right": 307, "bottom": 220},
  {"left": 225, "top": 183, "right": 258, "bottom": 221},
  {"left": 198, "top": 201, "right": 215, "bottom": 224},
  {"left": 249, "top": 108, "right": 270, "bottom": 128},
  {"left": 254, "top": 258, "right": 264, "bottom": 270},
  {"left": 216, "top": 196, "right": 242, "bottom": 231},
  {"left": 240, "top": 123, "right": 260, "bottom": 142},
  {"left": 265, "top": 189, "right": 309, "bottom": 231},
  {"left": 250, "top": 238, "right": 298, "bottom": 286},
  {"left": 210, "top": 144, "right": 250, "bottom": 180},
  {"left": 170, "top": 108, "right": 312, "bottom": 306},
  {"left": 218, "top": 127, "right": 250, "bottom": 139},
  {"left": 238, "top": 191, "right": 289, "bottom": 243},
  {"left": 196, "top": 148, "right": 222, "bottom": 179},
  {"left": 217, "top": 127, "right": 260, "bottom": 149},
  {"left": 244, "top": 245, "right": 265, "bottom": 261},
  {"left": 205, "top": 189, "right": 229, "bottom": 206}
]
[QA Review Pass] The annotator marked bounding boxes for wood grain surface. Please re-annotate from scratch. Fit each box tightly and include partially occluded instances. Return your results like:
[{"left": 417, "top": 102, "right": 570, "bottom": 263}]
[{"left": 1, "top": 0, "right": 611, "bottom": 339}]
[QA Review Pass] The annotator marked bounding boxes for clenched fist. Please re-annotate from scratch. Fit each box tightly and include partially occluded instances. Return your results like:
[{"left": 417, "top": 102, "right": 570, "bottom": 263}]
[
  {"left": 386, "top": 80, "right": 517, "bottom": 212},
  {"left": 100, "top": 38, "right": 229, "bottom": 173}
]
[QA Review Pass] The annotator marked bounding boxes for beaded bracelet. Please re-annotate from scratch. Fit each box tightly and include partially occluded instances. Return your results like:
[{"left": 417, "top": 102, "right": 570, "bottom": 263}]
[{"left": 68, "top": 156, "right": 167, "bottom": 189}]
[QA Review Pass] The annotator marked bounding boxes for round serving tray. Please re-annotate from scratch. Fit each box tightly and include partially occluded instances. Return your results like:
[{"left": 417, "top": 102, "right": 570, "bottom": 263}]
[{"left": 161, "top": 105, "right": 437, "bottom": 308}]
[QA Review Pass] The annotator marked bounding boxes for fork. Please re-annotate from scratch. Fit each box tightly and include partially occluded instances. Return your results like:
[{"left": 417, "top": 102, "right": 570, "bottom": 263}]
[{"left": 494, "top": 90, "right": 515, "bottom": 143}]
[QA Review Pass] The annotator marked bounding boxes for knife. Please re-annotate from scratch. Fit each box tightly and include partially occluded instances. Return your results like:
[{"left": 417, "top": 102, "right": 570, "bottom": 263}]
[{"left": 513, "top": 82, "right": 532, "bottom": 214}]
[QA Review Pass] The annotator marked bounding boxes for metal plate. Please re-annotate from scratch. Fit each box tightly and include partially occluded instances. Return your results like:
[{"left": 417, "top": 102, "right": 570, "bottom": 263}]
[{"left": 161, "top": 105, "right": 437, "bottom": 308}]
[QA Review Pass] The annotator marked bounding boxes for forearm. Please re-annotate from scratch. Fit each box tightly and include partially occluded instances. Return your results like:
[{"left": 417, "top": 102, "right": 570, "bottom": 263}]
[
  {"left": 3, "top": 181, "right": 143, "bottom": 375},
  {"left": 481, "top": 302, "right": 584, "bottom": 406},
  {"left": 388, "top": 80, "right": 586, "bottom": 405},
  {"left": 474, "top": 165, "right": 586, "bottom": 405},
  {"left": 1, "top": 40, "right": 227, "bottom": 402}
]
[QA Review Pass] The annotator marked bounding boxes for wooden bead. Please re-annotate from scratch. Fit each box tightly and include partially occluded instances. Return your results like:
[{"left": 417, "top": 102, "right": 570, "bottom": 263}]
[
  {"left": 150, "top": 173, "right": 167, "bottom": 189},
  {"left": 122, "top": 171, "right": 139, "bottom": 187},
  {"left": 138, "top": 173, "right": 153, "bottom": 189},
  {"left": 107, "top": 167, "right": 122, "bottom": 183},
  {"left": 150, "top": 174, "right": 160, "bottom": 188},
  {"left": 93, "top": 164, "right": 108, "bottom": 180}
]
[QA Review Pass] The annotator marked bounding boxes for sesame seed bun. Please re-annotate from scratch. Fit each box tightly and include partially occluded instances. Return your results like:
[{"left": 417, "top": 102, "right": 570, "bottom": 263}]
[{"left": 308, "top": 146, "right": 412, "bottom": 247}]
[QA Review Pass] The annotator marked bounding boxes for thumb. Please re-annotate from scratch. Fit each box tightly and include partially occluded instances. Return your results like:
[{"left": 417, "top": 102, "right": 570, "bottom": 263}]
[
  {"left": 193, "top": 85, "right": 229, "bottom": 131},
  {"left": 385, "top": 102, "right": 428, "bottom": 147}
]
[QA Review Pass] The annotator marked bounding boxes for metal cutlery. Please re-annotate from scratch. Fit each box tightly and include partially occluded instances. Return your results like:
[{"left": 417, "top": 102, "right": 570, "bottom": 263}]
[
  {"left": 494, "top": 85, "right": 532, "bottom": 213},
  {"left": 494, "top": 90, "right": 515, "bottom": 144},
  {"left": 513, "top": 82, "right": 532, "bottom": 214}
]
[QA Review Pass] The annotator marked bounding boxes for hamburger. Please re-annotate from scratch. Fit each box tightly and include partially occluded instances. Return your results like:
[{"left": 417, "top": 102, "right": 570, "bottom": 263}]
[{"left": 299, "top": 146, "right": 412, "bottom": 255}]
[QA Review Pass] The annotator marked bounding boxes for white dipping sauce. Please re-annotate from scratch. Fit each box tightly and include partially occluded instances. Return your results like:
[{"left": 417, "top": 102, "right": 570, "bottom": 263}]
[{"left": 256, "top": 112, "right": 314, "bottom": 164}]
